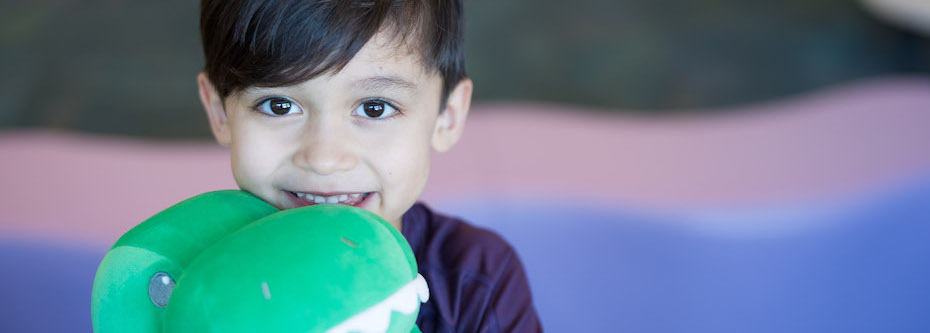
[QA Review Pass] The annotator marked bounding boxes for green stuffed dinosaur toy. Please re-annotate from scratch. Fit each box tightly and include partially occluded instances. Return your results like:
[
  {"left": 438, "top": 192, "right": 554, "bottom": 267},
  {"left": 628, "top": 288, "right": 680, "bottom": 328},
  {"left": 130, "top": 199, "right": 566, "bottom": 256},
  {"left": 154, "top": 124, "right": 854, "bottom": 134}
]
[{"left": 91, "top": 190, "right": 428, "bottom": 333}]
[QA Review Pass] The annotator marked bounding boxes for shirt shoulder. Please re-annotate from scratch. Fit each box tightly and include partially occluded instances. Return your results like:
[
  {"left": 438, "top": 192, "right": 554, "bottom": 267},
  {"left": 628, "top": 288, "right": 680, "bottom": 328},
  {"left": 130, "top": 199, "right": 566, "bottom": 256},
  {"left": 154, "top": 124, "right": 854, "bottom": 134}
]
[
  {"left": 402, "top": 202, "right": 516, "bottom": 279},
  {"left": 402, "top": 202, "right": 542, "bottom": 333}
]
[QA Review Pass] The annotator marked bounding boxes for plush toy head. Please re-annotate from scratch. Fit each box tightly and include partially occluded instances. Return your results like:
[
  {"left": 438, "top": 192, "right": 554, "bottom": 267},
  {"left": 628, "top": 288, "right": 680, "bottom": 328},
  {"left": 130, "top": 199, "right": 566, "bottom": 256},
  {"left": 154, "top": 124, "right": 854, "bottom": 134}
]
[{"left": 91, "top": 190, "right": 428, "bottom": 333}]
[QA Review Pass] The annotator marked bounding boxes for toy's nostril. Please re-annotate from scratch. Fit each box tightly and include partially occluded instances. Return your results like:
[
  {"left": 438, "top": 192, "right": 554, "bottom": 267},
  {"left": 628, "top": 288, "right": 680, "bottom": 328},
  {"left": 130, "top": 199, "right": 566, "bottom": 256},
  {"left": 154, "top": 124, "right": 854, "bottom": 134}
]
[
  {"left": 341, "top": 237, "right": 358, "bottom": 248},
  {"left": 149, "top": 272, "right": 175, "bottom": 308}
]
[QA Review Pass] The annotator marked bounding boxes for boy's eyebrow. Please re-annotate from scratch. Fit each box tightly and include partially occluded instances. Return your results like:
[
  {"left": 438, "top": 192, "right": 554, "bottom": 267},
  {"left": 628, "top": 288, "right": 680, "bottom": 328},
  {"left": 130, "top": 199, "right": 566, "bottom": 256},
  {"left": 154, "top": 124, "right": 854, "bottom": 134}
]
[{"left": 352, "top": 75, "right": 418, "bottom": 91}]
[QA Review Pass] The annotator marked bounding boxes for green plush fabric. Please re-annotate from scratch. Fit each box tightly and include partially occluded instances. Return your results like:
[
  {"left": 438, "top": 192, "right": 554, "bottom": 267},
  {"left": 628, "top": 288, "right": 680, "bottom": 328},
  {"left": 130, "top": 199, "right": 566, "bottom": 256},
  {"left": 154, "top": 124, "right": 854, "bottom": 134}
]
[
  {"left": 91, "top": 190, "right": 425, "bottom": 333},
  {"left": 92, "top": 191, "right": 277, "bottom": 332}
]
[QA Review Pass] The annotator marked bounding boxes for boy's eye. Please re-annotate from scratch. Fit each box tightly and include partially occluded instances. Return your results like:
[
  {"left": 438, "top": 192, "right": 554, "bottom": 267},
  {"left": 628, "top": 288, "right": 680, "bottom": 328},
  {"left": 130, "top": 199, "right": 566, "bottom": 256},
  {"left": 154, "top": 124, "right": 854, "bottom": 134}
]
[
  {"left": 352, "top": 100, "right": 398, "bottom": 119},
  {"left": 256, "top": 97, "right": 302, "bottom": 116}
]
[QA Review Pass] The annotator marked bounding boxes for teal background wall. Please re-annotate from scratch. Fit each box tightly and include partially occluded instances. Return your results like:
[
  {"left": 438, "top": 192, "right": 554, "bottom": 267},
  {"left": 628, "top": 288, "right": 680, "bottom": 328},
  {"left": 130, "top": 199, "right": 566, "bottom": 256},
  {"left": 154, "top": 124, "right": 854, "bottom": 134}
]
[{"left": 1, "top": 0, "right": 928, "bottom": 138}]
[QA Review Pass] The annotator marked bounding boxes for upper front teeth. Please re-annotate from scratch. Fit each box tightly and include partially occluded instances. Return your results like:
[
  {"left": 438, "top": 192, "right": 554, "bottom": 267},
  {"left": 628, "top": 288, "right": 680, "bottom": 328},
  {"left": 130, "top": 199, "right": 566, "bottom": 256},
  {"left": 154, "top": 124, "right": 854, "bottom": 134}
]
[{"left": 296, "top": 192, "right": 363, "bottom": 204}]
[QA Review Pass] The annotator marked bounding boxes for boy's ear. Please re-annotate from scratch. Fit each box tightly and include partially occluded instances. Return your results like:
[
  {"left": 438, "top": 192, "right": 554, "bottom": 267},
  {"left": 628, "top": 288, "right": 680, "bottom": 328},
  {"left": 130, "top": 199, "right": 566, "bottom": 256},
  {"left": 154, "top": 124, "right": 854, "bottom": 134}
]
[
  {"left": 197, "top": 72, "right": 232, "bottom": 147},
  {"left": 432, "top": 78, "right": 472, "bottom": 152}
]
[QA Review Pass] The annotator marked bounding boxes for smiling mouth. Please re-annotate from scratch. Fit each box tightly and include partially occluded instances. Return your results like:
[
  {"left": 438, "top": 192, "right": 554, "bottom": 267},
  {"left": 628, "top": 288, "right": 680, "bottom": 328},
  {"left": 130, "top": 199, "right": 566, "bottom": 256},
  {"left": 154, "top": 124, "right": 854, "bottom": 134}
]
[{"left": 287, "top": 191, "right": 372, "bottom": 207}]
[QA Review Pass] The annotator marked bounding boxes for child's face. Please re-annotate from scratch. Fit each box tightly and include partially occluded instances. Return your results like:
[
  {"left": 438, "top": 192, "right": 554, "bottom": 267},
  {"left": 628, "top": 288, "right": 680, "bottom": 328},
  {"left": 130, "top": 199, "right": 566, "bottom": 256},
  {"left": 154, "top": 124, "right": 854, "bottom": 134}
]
[{"left": 199, "top": 32, "right": 471, "bottom": 228}]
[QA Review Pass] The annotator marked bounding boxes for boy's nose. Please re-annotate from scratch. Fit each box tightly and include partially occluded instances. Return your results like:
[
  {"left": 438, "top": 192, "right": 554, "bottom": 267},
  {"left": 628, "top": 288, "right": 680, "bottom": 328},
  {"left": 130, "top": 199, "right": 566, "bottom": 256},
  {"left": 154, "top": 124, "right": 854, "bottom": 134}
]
[{"left": 292, "top": 125, "right": 358, "bottom": 175}]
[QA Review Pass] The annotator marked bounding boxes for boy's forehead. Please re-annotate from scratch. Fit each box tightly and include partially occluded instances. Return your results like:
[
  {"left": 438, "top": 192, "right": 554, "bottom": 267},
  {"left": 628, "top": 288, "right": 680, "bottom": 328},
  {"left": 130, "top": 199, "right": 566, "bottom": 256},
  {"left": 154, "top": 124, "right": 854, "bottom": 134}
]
[
  {"left": 240, "top": 31, "right": 438, "bottom": 96},
  {"left": 240, "top": 74, "right": 420, "bottom": 98},
  {"left": 344, "top": 31, "right": 435, "bottom": 82}
]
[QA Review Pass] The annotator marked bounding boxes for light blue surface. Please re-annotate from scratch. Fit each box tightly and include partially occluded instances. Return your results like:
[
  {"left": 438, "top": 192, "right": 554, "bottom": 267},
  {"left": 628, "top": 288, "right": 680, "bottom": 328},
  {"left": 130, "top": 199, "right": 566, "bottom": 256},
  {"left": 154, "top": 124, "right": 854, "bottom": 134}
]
[
  {"left": 440, "top": 178, "right": 930, "bottom": 332},
  {"left": 0, "top": 238, "right": 101, "bottom": 333},
  {"left": 3, "top": 177, "right": 930, "bottom": 332}
]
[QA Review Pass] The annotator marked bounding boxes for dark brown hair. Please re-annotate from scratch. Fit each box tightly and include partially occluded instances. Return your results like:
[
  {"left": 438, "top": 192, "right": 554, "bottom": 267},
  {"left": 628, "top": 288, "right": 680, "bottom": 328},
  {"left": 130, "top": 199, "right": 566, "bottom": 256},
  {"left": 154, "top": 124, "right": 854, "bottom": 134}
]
[{"left": 200, "top": 0, "right": 466, "bottom": 106}]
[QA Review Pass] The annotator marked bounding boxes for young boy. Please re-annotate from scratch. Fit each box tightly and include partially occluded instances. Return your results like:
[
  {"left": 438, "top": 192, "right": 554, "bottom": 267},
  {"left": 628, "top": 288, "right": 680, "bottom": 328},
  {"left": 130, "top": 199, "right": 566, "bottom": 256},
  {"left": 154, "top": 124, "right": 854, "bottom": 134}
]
[{"left": 195, "top": 0, "right": 542, "bottom": 331}]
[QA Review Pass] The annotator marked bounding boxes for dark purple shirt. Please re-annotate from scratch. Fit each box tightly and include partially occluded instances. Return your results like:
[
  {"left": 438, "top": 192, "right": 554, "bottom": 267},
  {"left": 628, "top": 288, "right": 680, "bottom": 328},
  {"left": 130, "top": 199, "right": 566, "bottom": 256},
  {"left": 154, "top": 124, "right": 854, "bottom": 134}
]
[{"left": 401, "top": 202, "right": 542, "bottom": 332}]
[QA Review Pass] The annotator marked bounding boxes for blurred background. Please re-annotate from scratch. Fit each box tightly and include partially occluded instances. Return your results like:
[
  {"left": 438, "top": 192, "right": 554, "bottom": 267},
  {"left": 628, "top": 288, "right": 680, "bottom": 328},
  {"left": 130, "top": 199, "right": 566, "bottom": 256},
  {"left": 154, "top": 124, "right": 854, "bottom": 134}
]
[
  {"left": 2, "top": 0, "right": 930, "bottom": 332},
  {"left": 2, "top": 0, "right": 929, "bottom": 136}
]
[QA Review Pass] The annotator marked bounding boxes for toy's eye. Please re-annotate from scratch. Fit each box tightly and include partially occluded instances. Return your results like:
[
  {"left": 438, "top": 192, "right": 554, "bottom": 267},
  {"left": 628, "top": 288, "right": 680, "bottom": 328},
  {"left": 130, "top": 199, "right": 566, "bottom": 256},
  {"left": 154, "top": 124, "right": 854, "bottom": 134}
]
[
  {"left": 149, "top": 272, "right": 175, "bottom": 308},
  {"left": 352, "top": 100, "right": 398, "bottom": 119},
  {"left": 256, "top": 97, "right": 302, "bottom": 116}
]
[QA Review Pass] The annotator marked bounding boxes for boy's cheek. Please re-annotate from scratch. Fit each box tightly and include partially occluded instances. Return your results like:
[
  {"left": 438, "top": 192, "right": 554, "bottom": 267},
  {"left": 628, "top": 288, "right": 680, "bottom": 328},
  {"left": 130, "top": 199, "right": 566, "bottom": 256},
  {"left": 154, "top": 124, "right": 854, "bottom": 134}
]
[{"left": 230, "top": 149, "right": 279, "bottom": 199}]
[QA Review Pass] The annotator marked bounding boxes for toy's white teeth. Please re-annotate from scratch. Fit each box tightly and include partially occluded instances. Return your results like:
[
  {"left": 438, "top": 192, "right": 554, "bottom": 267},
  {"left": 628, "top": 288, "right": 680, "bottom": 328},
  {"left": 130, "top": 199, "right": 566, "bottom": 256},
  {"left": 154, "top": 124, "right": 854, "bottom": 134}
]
[
  {"left": 325, "top": 274, "right": 429, "bottom": 333},
  {"left": 295, "top": 192, "right": 365, "bottom": 205}
]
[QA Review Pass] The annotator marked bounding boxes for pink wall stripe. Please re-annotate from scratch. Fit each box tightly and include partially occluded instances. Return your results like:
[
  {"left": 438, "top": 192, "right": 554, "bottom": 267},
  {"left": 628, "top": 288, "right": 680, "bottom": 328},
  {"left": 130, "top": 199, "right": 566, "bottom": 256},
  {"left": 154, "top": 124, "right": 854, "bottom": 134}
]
[{"left": 2, "top": 76, "right": 929, "bottom": 246}]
